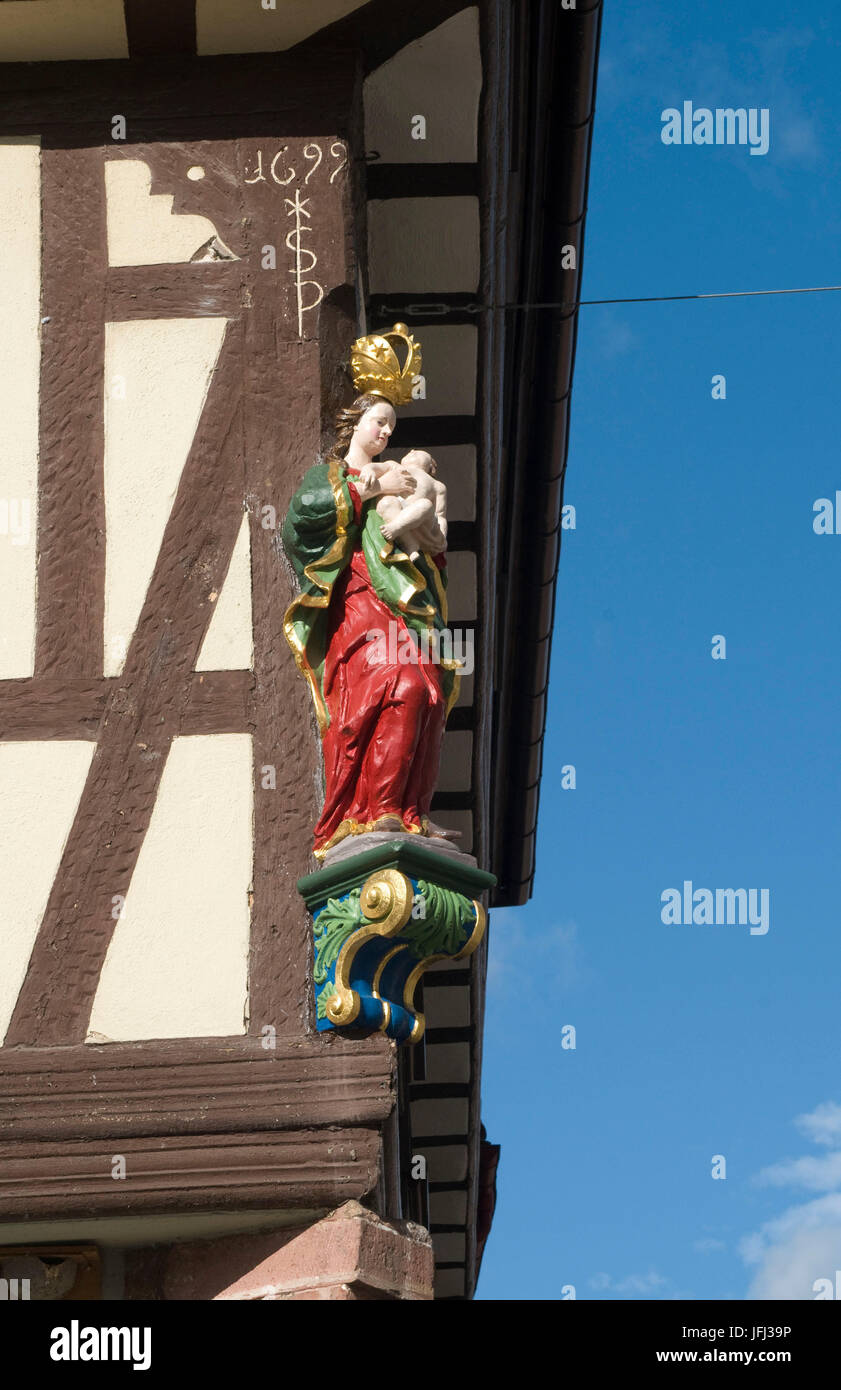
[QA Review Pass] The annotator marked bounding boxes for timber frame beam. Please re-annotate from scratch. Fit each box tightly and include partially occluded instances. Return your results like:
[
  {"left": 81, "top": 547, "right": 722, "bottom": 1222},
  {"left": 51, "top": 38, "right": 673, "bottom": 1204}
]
[{"left": 0, "top": 1035, "right": 395, "bottom": 1221}]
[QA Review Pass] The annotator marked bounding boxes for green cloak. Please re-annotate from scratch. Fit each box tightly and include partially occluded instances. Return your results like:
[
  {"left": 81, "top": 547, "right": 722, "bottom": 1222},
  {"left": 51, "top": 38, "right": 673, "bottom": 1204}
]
[{"left": 282, "top": 458, "right": 459, "bottom": 733}]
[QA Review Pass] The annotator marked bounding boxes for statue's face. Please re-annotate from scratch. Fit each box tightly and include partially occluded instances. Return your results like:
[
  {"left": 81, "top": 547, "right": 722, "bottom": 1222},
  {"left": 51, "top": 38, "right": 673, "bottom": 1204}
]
[{"left": 355, "top": 400, "right": 396, "bottom": 456}]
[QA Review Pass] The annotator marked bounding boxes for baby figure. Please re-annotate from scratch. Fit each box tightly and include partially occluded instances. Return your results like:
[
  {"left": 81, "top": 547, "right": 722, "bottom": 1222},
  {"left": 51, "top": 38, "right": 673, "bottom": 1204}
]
[{"left": 365, "top": 450, "right": 448, "bottom": 561}]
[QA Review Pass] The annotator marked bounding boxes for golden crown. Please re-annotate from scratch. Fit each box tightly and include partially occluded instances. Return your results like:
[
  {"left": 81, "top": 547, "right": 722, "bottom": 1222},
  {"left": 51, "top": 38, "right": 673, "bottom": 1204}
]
[{"left": 349, "top": 322, "right": 422, "bottom": 406}]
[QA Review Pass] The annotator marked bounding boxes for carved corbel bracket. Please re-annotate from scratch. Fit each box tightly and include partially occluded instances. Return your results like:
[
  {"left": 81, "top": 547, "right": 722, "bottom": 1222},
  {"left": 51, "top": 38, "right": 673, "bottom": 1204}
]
[{"left": 298, "top": 842, "right": 496, "bottom": 1043}]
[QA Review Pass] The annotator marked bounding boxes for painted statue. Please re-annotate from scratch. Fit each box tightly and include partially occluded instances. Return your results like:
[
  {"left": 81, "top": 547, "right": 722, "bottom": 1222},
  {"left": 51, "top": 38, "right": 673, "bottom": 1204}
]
[
  {"left": 369, "top": 449, "right": 447, "bottom": 562},
  {"left": 282, "top": 325, "right": 462, "bottom": 860}
]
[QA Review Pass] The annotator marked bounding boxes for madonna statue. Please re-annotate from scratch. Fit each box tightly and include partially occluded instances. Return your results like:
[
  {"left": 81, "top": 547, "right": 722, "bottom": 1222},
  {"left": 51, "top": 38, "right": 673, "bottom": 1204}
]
[{"left": 282, "top": 325, "right": 461, "bottom": 860}]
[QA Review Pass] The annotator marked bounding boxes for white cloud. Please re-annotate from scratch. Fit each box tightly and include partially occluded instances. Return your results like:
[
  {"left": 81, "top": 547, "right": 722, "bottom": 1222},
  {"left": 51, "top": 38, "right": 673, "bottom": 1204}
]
[
  {"left": 741, "top": 1100, "right": 841, "bottom": 1298},
  {"left": 756, "top": 1151, "right": 841, "bottom": 1193},
  {"left": 796, "top": 1100, "right": 841, "bottom": 1148},
  {"left": 743, "top": 1225, "right": 841, "bottom": 1301},
  {"left": 589, "top": 1270, "right": 668, "bottom": 1296},
  {"left": 743, "top": 1192, "right": 841, "bottom": 1259},
  {"left": 693, "top": 1237, "right": 726, "bottom": 1254}
]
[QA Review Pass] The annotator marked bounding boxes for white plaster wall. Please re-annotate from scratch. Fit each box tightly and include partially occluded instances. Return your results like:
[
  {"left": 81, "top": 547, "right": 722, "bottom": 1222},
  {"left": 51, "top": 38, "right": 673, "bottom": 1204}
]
[
  {"left": 87, "top": 733, "right": 253, "bottom": 1041},
  {"left": 368, "top": 197, "right": 480, "bottom": 294},
  {"left": 105, "top": 161, "right": 222, "bottom": 268},
  {"left": 400, "top": 325, "right": 478, "bottom": 417},
  {"left": 438, "top": 730, "right": 473, "bottom": 793},
  {"left": 436, "top": 445, "right": 477, "bottom": 522},
  {"left": 103, "top": 317, "right": 228, "bottom": 676},
  {"left": 0, "top": 1, "right": 128, "bottom": 61},
  {"left": 445, "top": 551, "right": 477, "bottom": 621},
  {"left": 0, "top": 138, "right": 40, "bottom": 679},
  {"left": 197, "top": 0, "right": 368, "bottom": 55},
  {"left": 364, "top": 9, "right": 481, "bottom": 163},
  {"left": 196, "top": 511, "right": 253, "bottom": 671},
  {"left": 0, "top": 741, "right": 96, "bottom": 1044}
]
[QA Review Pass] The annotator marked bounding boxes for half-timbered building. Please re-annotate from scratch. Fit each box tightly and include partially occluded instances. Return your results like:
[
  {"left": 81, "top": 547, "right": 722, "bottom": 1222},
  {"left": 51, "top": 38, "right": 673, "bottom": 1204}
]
[{"left": 0, "top": 0, "right": 600, "bottom": 1300}]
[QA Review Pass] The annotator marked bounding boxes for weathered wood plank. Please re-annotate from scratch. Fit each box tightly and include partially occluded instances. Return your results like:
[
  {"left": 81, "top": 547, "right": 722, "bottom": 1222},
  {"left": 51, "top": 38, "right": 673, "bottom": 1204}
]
[
  {"left": 0, "top": 1128, "right": 383, "bottom": 1220},
  {"left": 106, "top": 262, "right": 243, "bottom": 320},
  {"left": 0, "top": 54, "right": 357, "bottom": 129},
  {"left": 0, "top": 1036, "right": 394, "bottom": 1140},
  {"left": 35, "top": 143, "right": 107, "bottom": 678}
]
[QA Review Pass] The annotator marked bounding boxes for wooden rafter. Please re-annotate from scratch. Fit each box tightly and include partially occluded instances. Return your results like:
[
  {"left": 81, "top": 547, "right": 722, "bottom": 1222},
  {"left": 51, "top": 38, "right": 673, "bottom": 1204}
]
[{"left": 123, "top": 0, "right": 196, "bottom": 59}]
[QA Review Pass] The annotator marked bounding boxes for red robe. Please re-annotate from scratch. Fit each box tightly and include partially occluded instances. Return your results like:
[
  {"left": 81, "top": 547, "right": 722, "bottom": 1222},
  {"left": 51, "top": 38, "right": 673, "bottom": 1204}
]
[{"left": 312, "top": 476, "right": 447, "bottom": 853}]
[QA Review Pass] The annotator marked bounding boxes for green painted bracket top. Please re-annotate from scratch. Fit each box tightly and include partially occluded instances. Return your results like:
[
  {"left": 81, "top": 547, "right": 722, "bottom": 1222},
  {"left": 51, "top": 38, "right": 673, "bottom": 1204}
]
[
  {"left": 297, "top": 838, "right": 496, "bottom": 911},
  {"left": 298, "top": 840, "right": 496, "bottom": 1043}
]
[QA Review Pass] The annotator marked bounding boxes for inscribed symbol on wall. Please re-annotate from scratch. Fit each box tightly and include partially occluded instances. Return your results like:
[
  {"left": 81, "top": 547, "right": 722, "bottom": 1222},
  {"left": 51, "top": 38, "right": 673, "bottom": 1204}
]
[
  {"left": 285, "top": 189, "right": 323, "bottom": 339},
  {"left": 242, "top": 141, "right": 348, "bottom": 338},
  {"left": 242, "top": 141, "right": 347, "bottom": 188}
]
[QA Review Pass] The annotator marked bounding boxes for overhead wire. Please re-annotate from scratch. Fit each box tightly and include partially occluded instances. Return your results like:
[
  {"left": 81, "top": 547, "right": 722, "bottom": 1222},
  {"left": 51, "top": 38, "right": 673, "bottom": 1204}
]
[{"left": 384, "top": 285, "right": 841, "bottom": 316}]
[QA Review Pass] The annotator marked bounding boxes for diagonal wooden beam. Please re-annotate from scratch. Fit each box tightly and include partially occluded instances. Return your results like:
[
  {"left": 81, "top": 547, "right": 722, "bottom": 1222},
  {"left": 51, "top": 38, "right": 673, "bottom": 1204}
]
[{"left": 5, "top": 323, "right": 246, "bottom": 1047}]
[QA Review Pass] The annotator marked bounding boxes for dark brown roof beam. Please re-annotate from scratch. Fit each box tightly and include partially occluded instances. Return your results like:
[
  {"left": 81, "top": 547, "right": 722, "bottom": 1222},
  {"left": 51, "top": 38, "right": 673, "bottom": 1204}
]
[
  {"left": 366, "top": 164, "right": 479, "bottom": 199},
  {"left": 291, "top": 0, "right": 477, "bottom": 75},
  {"left": 489, "top": 0, "right": 603, "bottom": 906},
  {"left": 123, "top": 0, "right": 196, "bottom": 58}
]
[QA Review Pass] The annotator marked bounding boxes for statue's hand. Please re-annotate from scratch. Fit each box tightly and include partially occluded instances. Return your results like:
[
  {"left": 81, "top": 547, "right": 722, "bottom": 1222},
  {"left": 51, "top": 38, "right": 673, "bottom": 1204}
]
[
  {"left": 357, "top": 466, "right": 379, "bottom": 491},
  {"left": 377, "top": 469, "right": 416, "bottom": 497}
]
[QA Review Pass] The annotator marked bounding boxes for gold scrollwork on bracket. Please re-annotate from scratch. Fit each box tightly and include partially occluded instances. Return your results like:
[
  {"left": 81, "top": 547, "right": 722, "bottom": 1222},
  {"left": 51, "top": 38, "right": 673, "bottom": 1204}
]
[
  {"left": 402, "top": 900, "right": 487, "bottom": 1043},
  {"left": 401, "top": 900, "right": 487, "bottom": 1043},
  {"left": 326, "top": 870, "right": 414, "bottom": 1026},
  {"left": 373, "top": 943, "right": 408, "bottom": 1034},
  {"left": 454, "top": 899, "right": 487, "bottom": 962}
]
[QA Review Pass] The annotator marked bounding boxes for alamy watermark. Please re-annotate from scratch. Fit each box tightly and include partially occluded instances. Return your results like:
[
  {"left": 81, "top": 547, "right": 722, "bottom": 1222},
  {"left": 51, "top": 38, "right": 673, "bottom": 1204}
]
[
  {"left": 661, "top": 881, "right": 769, "bottom": 935},
  {"left": 50, "top": 1321, "right": 151, "bottom": 1370},
  {"left": 661, "top": 102, "right": 770, "bottom": 156},
  {"left": 813, "top": 492, "right": 841, "bottom": 533},
  {"left": 813, "top": 1272, "right": 841, "bottom": 1299},
  {"left": 0, "top": 1277, "right": 30, "bottom": 1300},
  {"left": 366, "top": 621, "right": 474, "bottom": 676},
  {"left": 0, "top": 498, "right": 31, "bottom": 546}
]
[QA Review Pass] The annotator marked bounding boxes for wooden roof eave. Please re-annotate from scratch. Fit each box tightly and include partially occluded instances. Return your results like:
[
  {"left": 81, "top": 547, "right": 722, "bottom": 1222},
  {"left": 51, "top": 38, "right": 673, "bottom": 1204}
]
[{"left": 487, "top": 0, "right": 603, "bottom": 908}]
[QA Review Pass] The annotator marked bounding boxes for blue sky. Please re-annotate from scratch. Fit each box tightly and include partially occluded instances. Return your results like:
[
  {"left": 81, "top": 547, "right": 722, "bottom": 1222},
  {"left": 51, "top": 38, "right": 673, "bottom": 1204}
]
[{"left": 478, "top": 0, "right": 841, "bottom": 1301}]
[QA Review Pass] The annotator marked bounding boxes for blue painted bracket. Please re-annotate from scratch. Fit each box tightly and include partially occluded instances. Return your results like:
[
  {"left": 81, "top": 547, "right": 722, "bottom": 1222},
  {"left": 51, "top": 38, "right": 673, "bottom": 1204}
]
[{"left": 298, "top": 840, "right": 496, "bottom": 1043}]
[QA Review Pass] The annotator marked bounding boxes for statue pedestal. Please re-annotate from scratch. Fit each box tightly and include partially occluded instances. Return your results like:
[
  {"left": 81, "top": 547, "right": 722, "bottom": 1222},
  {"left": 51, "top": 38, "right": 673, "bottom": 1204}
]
[
  {"left": 298, "top": 839, "right": 496, "bottom": 1043},
  {"left": 320, "top": 828, "right": 478, "bottom": 869}
]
